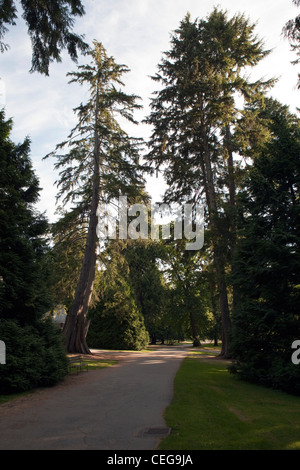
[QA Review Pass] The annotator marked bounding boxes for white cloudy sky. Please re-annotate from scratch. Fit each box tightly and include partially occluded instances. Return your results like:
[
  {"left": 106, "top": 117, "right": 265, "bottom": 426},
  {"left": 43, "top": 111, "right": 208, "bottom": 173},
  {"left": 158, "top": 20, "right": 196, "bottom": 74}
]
[{"left": 0, "top": 0, "right": 299, "bottom": 222}]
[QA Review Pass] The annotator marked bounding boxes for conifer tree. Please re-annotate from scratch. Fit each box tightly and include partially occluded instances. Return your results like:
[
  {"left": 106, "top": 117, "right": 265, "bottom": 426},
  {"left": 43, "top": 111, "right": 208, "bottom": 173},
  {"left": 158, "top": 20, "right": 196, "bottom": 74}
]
[
  {"left": 230, "top": 99, "right": 300, "bottom": 394},
  {"left": 0, "top": 0, "right": 88, "bottom": 74},
  {"left": 145, "top": 8, "right": 272, "bottom": 357},
  {"left": 0, "top": 110, "right": 51, "bottom": 324},
  {"left": 46, "top": 42, "right": 145, "bottom": 353}
]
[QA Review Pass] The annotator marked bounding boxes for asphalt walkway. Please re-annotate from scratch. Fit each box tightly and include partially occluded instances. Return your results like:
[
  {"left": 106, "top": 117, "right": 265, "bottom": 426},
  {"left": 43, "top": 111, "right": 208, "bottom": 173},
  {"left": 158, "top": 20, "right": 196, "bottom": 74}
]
[{"left": 0, "top": 345, "right": 189, "bottom": 450}]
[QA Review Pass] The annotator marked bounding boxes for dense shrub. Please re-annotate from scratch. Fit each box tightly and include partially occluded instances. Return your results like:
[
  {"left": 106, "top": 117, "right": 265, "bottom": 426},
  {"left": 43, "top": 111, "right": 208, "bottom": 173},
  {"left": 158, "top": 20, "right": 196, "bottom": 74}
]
[
  {"left": 229, "top": 100, "right": 300, "bottom": 396},
  {"left": 0, "top": 319, "right": 68, "bottom": 394},
  {"left": 87, "top": 276, "right": 149, "bottom": 351}
]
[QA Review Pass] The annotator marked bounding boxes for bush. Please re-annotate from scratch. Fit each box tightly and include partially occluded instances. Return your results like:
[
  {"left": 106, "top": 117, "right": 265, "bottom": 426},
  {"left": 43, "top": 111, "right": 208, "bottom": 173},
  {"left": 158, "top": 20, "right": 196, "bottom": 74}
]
[
  {"left": 0, "top": 318, "right": 68, "bottom": 394},
  {"left": 87, "top": 277, "right": 149, "bottom": 351}
]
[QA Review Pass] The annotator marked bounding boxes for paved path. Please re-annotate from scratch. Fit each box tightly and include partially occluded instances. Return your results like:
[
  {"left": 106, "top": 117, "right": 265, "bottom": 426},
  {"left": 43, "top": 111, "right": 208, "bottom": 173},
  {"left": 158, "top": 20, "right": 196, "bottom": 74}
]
[{"left": 0, "top": 345, "right": 189, "bottom": 450}]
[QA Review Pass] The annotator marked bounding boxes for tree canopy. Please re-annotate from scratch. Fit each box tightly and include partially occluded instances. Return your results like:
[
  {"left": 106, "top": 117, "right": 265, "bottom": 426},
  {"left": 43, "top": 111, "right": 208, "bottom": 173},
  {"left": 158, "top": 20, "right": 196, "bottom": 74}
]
[
  {"left": 230, "top": 98, "right": 300, "bottom": 395},
  {"left": 46, "top": 41, "right": 146, "bottom": 353},
  {"left": 0, "top": 0, "right": 88, "bottom": 74},
  {"left": 0, "top": 110, "right": 51, "bottom": 324},
  {"left": 1, "top": 4, "right": 299, "bottom": 396}
]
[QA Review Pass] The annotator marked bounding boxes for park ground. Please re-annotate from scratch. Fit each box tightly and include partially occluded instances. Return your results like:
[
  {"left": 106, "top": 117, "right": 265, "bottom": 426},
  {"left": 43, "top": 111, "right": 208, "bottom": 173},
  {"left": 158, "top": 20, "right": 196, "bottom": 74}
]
[
  {"left": 159, "top": 344, "right": 300, "bottom": 450},
  {"left": 0, "top": 342, "right": 299, "bottom": 450}
]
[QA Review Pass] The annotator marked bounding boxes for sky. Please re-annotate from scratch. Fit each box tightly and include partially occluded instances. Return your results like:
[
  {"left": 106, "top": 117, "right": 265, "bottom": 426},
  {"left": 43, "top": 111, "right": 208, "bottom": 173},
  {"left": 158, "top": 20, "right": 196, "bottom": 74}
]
[{"left": 0, "top": 0, "right": 299, "bottom": 222}]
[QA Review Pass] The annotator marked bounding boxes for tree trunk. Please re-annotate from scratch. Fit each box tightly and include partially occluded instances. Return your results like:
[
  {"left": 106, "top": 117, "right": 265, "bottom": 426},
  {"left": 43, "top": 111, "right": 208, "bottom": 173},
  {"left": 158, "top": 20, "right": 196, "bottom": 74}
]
[
  {"left": 63, "top": 172, "right": 99, "bottom": 353},
  {"left": 63, "top": 92, "right": 100, "bottom": 354},
  {"left": 225, "top": 124, "right": 237, "bottom": 317},
  {"left": 189, "top": 311, "right": 201, "bottom": 347},
  {"left": 201, "top": 129, "right": 232, "bottom": 358}
]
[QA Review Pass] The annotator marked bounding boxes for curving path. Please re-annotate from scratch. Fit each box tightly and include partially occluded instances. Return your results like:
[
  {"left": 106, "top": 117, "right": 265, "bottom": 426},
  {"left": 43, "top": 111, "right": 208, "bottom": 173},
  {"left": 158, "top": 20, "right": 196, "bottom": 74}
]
[{"left": 0, "top": 345, "right": 189, "bottom": 450}]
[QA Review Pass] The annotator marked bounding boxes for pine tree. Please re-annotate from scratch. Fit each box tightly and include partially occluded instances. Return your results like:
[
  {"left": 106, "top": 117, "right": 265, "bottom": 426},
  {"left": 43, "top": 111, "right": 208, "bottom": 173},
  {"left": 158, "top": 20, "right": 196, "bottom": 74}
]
[
  {"left": 145, "top": 8, "right": 272, "bottom": 357},
  {"left": 0, "top": 0, "right": 88, "bottom": 74},
  {"left": 0, "top": 110, "right": 69, "bottom": 393},
  {"left": 46, "top": 41, "right": 145, "bottom": 353},
  {"left": 230, "top": 99, "right": 300, "bottom": 395},
  {"left": 0, "top": 110, "right": 51, "bottom": 324}
]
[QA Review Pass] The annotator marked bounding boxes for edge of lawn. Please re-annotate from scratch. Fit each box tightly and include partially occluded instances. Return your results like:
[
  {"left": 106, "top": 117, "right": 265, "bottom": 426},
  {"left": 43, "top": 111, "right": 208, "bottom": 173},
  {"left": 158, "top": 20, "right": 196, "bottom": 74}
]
[{"left": 158, "top": 345, "right": 300, "bottom": 450}]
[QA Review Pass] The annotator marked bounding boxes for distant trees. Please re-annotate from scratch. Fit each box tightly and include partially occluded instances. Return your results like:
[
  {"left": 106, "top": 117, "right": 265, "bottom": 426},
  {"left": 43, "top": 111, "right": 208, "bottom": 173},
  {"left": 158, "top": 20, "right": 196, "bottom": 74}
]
[
  {"left": 123, "top": 240, "right": 169, "bottom": 344},
  {"left": 0, "top": 0, "right": 88, "bottom": 74},
  {"left": 87, "top": 240, "right": 149, "bottom": 351},
  {"left": 160, "top": 238, "right": 209, "bottom": 347}
]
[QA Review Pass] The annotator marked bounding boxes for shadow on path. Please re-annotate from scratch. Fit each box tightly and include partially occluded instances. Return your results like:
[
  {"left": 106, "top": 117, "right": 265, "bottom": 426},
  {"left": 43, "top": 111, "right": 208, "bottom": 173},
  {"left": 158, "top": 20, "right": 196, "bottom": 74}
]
[{"left": 0, "top": 344, "right": 190, "bottom": 450}]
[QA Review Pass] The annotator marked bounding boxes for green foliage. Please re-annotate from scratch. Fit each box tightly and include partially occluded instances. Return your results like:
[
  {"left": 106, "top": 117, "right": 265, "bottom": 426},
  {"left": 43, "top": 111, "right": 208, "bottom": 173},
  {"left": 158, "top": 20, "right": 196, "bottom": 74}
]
[
  {"left": 144, "top": 8, "right": 273, "bottom": 356},
  {"left": 145, "top": 8, "right": 272, "bottom": 205},
  {"left": 87, "top": 276, "right": 149, "bottom": 351},
  {"left": 49, "top": 207, "right": 87, "bottom": 309},
  {"left": 46, "top": 42, "right": 146, "bottom": 353},
  {"left": 0, "top": 0, "right": 88, "bottom": 74},
  {"left": 0, "top": 110, "right": 52, "bottom": 325},
  {"left": 0, "top": 318, "right": 68, "bottom": 394},
  {"left": 0, "top": 111, "right": 69, "bottom": 393},
  {"left": 230, "top": 99, "right": 300, "bottom": 395},
  {"left": 123, "top": 240, "right": 170, "bottom": 344},
  {"left": 87, "top": 241, "right": 149, "bottom": 350},
  {"left": 47, "top": 41, "right": 145, "bottom": 211}
]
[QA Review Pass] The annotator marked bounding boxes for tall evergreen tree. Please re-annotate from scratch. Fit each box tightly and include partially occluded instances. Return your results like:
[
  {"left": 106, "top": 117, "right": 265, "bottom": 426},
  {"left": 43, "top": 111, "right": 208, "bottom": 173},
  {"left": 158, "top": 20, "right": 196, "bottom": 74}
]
[
  {"left": 230, "top": 99, "right": 300, "bottom": 395},
  {"left": 0, "top": 0, "right": 88, "bottom": 74},
  {"left": 145, "top": 8, "right": 272, "bottom": 357},
  {"left": 0, "top": 110, "right": 69, "bottom": 393},
  {"left": 46, "top": 41, "right": 145, "bottom": 353},
  {"left": 0, "top": 110, "right": 51, "bottom": 324}
]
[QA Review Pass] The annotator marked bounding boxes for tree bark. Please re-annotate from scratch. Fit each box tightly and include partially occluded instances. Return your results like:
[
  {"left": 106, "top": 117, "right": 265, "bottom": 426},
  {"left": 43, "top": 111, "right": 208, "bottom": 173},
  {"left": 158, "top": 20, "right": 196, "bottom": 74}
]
[
  {"left": 225, "top": 124, "right": 237, "bottom": 318},
  {"left": 189, "top": 310, "right": 201, "bottom": 347},
  {"left": 63, "top": 90, "right": 100, "bottom": 354},
  {"left": 201, "top": 127, "right": 232, "bottom": 358}
]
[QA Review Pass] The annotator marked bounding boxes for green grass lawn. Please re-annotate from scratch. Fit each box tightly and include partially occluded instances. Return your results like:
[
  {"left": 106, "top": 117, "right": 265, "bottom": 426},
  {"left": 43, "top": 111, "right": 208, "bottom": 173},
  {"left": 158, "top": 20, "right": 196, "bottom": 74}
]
[
  {"left": 159, "top": 356, "right": 300, "bottom": 450},
  {"left": 68, "top": 358, "right": 118, "bottom": 373}
]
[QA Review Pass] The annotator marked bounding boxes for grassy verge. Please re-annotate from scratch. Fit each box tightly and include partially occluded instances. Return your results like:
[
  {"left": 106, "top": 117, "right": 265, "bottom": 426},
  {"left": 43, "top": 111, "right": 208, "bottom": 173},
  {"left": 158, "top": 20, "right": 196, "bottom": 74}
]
[
  {"left": 0, "top": 391, "right": 33, "bottom": 406},
  {"left": 159, "top": 356, "right": 300, "bottom": 450},
  {"left": 68, "top": 358, "right": 118, "bottom": 373}
]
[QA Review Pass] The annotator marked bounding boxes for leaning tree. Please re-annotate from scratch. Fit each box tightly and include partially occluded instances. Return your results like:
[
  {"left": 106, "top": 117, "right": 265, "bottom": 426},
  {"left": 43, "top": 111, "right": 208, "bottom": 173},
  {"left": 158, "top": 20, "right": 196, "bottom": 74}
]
[{"left": 46, "top": 41, "right": 145, "bottom": 353}]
